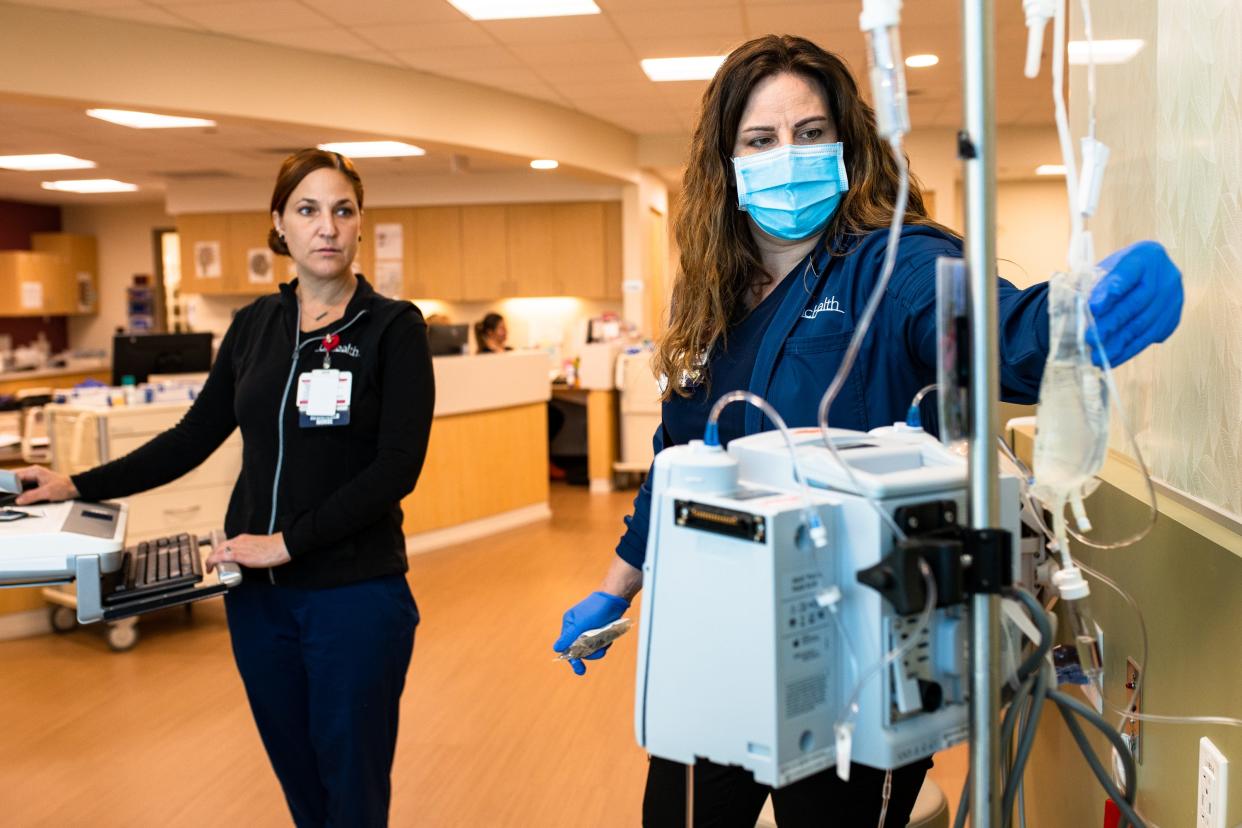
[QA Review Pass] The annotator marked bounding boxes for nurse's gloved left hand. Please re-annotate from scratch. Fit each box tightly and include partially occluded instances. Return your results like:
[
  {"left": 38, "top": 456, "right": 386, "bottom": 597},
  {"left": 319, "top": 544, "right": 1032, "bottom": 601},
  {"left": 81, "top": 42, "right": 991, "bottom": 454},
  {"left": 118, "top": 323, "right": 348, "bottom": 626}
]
[
  {"left": 554, "top": 591, "right": 630, "bottom": 676},
  {"left": 1089, "top": 240, "right": 1183, "bottom": 368}
]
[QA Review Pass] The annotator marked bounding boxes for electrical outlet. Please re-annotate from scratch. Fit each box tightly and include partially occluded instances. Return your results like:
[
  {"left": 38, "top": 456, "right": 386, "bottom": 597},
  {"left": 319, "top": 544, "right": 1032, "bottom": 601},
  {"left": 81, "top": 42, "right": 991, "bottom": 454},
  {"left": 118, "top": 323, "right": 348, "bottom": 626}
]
[{"left": 1197, "top": 737, "right": 1229, "bottom": 828}]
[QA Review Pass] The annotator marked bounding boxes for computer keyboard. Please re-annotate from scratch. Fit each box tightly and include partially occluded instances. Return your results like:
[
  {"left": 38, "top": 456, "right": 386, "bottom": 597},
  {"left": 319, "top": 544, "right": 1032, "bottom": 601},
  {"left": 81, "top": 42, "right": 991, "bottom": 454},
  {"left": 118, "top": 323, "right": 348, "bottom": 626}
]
[{"left": 103, "top": 532, "right": 203, "bottom": 605}]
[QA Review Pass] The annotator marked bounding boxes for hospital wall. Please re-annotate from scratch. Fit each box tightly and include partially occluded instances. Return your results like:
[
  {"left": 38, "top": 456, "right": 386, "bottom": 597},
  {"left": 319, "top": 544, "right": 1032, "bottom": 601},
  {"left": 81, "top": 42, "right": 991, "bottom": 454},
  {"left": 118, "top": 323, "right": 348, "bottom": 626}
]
[{"left": 1024, "top": 0, "right": 1242, "bottom": 823}]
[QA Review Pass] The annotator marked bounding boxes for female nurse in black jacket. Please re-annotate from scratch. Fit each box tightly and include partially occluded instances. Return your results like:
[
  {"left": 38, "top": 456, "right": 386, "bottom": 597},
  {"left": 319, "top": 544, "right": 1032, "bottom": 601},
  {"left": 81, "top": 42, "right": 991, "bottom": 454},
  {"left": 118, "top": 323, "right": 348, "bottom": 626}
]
[{"left": 16, "top": 149, "right": 435, "bottom": 827}]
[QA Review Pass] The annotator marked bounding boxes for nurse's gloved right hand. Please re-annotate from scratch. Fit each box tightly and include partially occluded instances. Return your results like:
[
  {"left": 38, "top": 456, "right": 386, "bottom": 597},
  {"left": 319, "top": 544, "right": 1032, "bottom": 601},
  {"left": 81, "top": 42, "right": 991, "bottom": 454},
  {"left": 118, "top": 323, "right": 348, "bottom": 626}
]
[{"left": 554, "top": 591, "right": 630, "bottom": 676}]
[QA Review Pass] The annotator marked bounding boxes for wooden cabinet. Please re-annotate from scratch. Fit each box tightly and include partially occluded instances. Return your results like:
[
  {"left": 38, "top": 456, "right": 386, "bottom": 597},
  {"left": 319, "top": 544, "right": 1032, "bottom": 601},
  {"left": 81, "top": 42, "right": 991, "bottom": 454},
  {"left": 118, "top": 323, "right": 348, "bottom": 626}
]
[
  {"left": 501, "top": 201, "right": 622, "bottom": 298},
  {"left": 0, "top": 251, "right": 73, "bottom": 316},
  {"left": 506, "top": 204, "right": 556, "bottom": 296},
  {"left": 461, "top": 205, "right": 511, "bottom": 300},
  {"left": 410, "top": 207, "right": 463, "bottom": 300},
  {"left": 174, "top": 201, "right": 622, "bottom": 301},
  {"left": 356, "top": 207, "right": 413, "bottom": 297},
  {"left": 31, "top": 233, "right": 99, "bottom": 314},
  {"left": 177, "top": 213, "right": 230, "bottom": 295},
  {"left": 0, "top": 234, "right": 99, "bottom": 317},
  {"left": 227, "top": 212, "right": 280, "bottom": 295}
]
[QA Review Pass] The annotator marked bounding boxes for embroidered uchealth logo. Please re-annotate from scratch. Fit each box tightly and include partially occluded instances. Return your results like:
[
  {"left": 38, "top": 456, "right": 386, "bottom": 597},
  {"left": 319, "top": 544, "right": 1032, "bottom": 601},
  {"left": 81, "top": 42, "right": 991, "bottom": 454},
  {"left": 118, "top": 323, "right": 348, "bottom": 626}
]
[{"left": 802, "top": 296, "right": 844, "bottom": 319}]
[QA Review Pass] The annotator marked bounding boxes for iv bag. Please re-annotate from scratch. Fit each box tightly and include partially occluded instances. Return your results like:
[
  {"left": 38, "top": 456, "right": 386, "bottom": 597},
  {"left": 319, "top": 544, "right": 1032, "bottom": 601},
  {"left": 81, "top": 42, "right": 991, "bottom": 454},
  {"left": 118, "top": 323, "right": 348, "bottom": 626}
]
[{"left": 1031, "top": 269, "right": 1109, "bottom": 517}]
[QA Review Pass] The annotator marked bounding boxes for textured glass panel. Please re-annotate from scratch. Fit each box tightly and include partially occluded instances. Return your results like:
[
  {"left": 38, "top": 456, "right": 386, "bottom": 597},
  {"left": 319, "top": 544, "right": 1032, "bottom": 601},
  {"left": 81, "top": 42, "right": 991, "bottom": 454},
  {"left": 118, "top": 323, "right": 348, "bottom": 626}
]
[{"left": 1071, "top": 0, "right": 1242, "bottom": 520}]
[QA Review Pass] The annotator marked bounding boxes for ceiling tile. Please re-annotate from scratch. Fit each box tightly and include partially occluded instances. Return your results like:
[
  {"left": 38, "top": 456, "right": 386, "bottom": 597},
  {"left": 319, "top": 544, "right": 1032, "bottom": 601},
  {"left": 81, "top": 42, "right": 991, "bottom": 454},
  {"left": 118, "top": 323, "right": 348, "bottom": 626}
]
[
  {"left": 299, "top": 0, "right": 468, "bottom": 25},
  {"left": 625, "top": 34, "right": 748, "bottom": 59},
  {"left": 600, "top": 0, "right": 738, "bottom": 8},
  {"left": 167, "top": 1, "right": 337, "bottom": 34},
  {"left": 391, "top": 45, "right": 524, "bottom": 72},
  {"left": 508, "top": 39, "right": 635, "bottom": 66},
  {"left": 8, "top": 0, "right": 144, "bottom": 9},
  {"left": 478, "top": 14, "right": 618, "bottom": 45},
  {"left": 426, "top": 67, "right": 564, "bottom": 103},
  {"left": 607, "top": 7, "right": 744, "bottom": 40},
  {"left": 350, "top": 20, "right": 493, "bottom": 51},
  {"left": 743, "top": 3, "right": 859, "bottom": 38},
  {"left": 91, "top": 5, "right": 203, "bottom": 27},
  {"left": 249, "top": 27, "right": 376, "bottom": 54},
  {"left": 341, "top": 50, "right": 407, "bottom": 67},
  {"left": 532, "top": 60, "right": 648, "bottom": 85}
]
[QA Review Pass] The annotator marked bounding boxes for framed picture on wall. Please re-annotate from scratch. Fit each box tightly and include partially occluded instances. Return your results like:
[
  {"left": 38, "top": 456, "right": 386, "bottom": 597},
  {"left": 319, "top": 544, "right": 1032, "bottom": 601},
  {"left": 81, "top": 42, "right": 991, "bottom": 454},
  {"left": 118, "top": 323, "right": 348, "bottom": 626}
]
[
  {"left": 194, "top": 240, "right": 222, "bottom": 279},
  {"left": 247, "top": 248, "right": 274, "bottom": 284}
]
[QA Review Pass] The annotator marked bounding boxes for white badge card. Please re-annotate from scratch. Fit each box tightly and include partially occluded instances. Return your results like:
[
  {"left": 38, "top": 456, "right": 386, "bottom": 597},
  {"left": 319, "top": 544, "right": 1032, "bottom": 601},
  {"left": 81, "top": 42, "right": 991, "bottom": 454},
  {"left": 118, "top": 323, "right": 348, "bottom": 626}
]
[{"left": 296, "top": 370, "right": 353, "bottom": 427}]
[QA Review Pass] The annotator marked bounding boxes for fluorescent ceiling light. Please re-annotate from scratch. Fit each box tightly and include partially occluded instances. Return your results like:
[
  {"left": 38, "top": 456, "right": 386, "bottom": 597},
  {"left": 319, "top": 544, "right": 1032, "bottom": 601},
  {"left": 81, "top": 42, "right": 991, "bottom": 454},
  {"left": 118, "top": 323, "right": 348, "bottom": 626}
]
[
  {"left": 448, "top": 0, "right": 600, "bottom": 20},
  {"left": 1068, "top": 39, "right": 1144, "bottom": 65},
  {"left": 1035, "top": 164, "right": 1067, "bottom": 176},
  {"left": 86, "top": 108, "right": 217, "bottom": 129},
  {"left": 42, "top": 178, "right": 138, "bottom": 193},
  {"left": 905, "top": 54, "right": 939, "bottom": 68},
  {"left": 530, "top": 159, "right": 559, "bottom": 170},
  {"left": 641, "top": 56, "right": 726, "bottom": 82},
  {"left": 317, "top": 141, "right": 426, "bottom": 158},
  {"left": 0, "top": 154, "right": 96, "bottom": 171}
]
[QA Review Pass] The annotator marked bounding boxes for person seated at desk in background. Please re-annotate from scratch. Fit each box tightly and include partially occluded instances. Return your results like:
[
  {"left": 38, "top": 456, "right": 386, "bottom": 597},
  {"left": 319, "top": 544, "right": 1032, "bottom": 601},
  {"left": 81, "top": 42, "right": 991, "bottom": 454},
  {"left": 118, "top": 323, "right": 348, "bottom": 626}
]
[
  {"left": 474, "top": 312, "right": 511, "bottom": 353},
  {"left": 15, "top": 148, "right": 435, "bottom": 828}
]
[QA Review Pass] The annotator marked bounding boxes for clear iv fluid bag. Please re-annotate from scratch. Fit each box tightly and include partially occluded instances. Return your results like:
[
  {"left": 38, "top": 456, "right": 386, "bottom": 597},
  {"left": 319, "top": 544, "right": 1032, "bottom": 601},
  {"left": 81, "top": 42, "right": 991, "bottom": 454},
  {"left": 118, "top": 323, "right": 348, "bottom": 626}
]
[{"left": 1032, "top": 270, "right": 1109, "bottom": 506}]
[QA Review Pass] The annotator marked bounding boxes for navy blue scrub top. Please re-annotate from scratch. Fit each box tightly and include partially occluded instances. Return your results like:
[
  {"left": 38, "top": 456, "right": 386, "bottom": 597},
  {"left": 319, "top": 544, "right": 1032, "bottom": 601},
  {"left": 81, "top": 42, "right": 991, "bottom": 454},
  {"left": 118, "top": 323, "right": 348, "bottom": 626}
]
[{"left": 614, "top": 224, "right": 1050, "bottom": 569}]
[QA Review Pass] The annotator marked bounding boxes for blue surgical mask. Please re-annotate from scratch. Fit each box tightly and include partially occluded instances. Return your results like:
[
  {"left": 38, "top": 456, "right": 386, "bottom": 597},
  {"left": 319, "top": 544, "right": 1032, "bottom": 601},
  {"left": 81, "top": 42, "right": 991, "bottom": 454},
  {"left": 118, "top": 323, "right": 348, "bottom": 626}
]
[{"left": 732, "top": 142, "right": 849, "bottom": 241}]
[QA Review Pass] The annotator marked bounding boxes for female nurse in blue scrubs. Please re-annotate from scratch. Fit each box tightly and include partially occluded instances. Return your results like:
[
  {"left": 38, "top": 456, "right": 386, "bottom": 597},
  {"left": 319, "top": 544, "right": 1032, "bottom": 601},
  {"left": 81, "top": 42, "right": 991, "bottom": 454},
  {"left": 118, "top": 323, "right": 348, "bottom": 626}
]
[{"left": 554, "top": 34, "right": 1182, "bottom": 827}]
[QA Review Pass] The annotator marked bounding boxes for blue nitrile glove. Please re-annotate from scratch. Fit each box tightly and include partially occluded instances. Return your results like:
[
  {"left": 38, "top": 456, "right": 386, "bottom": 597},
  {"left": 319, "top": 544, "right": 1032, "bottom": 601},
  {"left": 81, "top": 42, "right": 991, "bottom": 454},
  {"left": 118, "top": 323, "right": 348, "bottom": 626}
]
[
  {"left": 1089, "top": 240, "right": 1183, "bottom": 368},
  {"left": 554, "top": 591, "right": 630, "bottom": 676}
]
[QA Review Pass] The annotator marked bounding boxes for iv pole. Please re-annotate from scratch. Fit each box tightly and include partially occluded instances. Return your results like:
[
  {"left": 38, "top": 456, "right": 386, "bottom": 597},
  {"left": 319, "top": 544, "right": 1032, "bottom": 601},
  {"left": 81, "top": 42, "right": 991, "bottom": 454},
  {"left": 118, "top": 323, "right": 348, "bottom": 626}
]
[{"left": 960, "top": 0, "right": 1003, "bottom": 824}]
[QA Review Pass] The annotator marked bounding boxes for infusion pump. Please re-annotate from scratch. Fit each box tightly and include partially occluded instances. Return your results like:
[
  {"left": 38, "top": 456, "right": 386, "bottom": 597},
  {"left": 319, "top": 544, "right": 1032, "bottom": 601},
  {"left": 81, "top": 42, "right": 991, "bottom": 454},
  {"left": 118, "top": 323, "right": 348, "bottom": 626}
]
[{"left": 634, "top": 427, "right": 1021, "bottom": 787}]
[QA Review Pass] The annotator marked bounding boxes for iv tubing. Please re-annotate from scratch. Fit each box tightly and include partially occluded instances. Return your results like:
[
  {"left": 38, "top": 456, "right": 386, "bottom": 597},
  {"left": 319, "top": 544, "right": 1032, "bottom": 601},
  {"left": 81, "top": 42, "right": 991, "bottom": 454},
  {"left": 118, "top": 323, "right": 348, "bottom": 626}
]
[{"left": 816, "top": 133, "right": 911, "bottom": 544}]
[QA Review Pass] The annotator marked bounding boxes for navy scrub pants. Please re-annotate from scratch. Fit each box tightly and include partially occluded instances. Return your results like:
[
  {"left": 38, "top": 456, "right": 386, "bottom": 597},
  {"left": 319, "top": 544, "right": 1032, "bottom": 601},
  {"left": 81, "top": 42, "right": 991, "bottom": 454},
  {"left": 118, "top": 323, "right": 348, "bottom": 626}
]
[
  {"left": 225, "top": 573, "right": 418, "bottom": 828},
  {"left": 642, "top": 755, "right": 933, "bottom": 827}
]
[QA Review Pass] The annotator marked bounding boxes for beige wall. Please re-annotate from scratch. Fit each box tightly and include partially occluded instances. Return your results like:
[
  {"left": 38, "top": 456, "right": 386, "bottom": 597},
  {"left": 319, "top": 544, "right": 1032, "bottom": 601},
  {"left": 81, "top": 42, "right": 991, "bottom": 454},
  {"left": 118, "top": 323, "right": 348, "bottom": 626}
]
[
  {"left": 996, "top": 179, "right": 1071, "bottom": 288},
  {"left": 1020, "top": 453, "right": 1242, "bottom": 827},
  {"left": 1025, "top": 0, "right": 1242, "bottom": 822},
  {"left": 62, "top": 202, "right": 174, "bottom": 353}
]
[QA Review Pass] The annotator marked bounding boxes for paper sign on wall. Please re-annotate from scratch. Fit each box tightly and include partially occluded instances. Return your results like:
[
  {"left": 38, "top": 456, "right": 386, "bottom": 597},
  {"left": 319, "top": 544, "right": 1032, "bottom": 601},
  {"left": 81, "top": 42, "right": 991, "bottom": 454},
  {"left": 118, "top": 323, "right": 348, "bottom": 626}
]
[
  {"left": 374, "top": 223, "right": 403, "bottom": 261},
  {"left": 76, "top": 272, "right": 95, "bottom": 312},
  {"left": 19, "top": 281, "right": 43, "bottom": 310},
  {"left": 247, "top": 248, "right": 274, "bottom": 284},
  {"left": 375, "top": 260, "right": 403, "bottom": 298},
  {"left": 194, "top": 240, "right": 222, "bottom": 278}
]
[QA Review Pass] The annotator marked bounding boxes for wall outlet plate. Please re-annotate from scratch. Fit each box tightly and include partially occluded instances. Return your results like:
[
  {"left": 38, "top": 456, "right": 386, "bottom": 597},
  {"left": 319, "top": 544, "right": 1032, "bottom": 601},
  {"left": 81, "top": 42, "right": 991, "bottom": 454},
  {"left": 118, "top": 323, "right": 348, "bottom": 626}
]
[{"left": 1197, "top": 736, "right": 1229, "bottom": 828}]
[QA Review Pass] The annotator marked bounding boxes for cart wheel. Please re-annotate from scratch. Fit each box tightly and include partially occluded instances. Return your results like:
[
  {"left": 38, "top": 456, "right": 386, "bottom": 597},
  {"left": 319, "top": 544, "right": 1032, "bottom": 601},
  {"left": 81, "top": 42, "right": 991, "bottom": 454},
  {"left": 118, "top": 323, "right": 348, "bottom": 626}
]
[
  {"left": 49, "top": 605, "right": 77, "bottom": 634},
  {"left": 107, "top": 622, "right": 139, "bottom": 652}
]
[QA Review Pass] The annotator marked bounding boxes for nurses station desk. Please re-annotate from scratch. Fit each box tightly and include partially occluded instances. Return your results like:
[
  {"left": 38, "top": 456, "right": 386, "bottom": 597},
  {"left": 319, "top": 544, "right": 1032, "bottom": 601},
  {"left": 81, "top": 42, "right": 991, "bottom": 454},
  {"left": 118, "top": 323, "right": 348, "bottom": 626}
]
[{"left": 0, "top": 351, "right": 552, "bottom": 636}]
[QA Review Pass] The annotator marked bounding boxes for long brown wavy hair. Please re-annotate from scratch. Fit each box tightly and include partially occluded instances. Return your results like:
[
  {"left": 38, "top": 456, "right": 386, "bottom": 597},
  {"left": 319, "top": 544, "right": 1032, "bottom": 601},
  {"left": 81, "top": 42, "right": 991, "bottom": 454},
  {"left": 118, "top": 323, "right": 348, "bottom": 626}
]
[{"left": 656, "top": 34, "right": 949, "bottom": 399}]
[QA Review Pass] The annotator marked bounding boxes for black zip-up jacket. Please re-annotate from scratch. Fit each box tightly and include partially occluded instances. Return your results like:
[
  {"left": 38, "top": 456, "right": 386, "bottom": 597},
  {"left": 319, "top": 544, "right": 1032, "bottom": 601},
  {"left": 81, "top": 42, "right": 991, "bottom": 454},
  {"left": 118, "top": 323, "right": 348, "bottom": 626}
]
[{"left": 72, "top": 275, "right": 435, "bottom": 589}]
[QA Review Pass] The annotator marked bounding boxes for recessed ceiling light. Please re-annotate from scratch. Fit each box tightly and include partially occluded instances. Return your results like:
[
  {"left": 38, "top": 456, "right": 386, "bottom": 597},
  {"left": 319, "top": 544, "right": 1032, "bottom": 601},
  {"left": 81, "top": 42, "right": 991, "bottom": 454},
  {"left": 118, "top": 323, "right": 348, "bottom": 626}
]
[
  {"left": 530, "top": 159, "right": 559, "bottom": 170},
  {"left": 641, "top": 56, "right": 727, "bottom": 82},
  {"left": 0, "top": 154, "right": 96, "bottom": 172},
  {"left": 1035, "top": 164, "right": 1067, "bottom": 176},
  {"left": 905, "top": 54, "right": 940, "bottom": 68},
  {"left": 1067, "top": 39, "right": 1145, "bottom": 65},
  {"left": 42, "top": 179, "right": 139, "bottom": 193},
  {"left": 448, "top": 0, "right": 600, "bottom": 20},
  {"left": 86, "top": 109, "right": 217, "bottom": 129},
  {"left": 317, "top": 141, "right": 426, "bottom": 158}
]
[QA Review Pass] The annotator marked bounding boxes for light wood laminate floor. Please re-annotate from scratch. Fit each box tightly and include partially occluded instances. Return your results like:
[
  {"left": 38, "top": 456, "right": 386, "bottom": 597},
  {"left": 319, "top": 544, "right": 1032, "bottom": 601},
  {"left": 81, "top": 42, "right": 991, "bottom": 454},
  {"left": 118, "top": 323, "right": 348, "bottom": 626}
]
[{"left": 0, "top": 485, "right": 965, "bottom": 826}]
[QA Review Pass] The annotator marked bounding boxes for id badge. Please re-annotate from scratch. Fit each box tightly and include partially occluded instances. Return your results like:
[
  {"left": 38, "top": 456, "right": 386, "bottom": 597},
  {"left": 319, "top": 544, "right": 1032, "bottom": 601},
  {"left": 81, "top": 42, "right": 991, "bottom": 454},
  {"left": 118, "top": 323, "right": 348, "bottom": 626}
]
[{"left": 296, "top": 370, "right": 353, "bottom": 427}]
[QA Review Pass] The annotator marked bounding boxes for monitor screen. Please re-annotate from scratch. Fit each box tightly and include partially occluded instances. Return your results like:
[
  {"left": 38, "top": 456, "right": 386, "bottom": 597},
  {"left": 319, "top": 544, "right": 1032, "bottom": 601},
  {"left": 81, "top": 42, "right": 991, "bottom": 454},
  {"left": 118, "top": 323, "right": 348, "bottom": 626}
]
[
  {"left": 427, "top": 324, "right": 469, "bottom": 357},
  {"left": 112, "top": 332, "right": 213, "bottom": 385}
]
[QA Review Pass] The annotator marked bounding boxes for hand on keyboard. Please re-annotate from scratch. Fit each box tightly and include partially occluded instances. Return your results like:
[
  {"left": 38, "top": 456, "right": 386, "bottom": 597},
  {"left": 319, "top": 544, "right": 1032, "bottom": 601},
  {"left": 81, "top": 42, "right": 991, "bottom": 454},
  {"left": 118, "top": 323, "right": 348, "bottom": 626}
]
[{"left": 205, "top": 532, "right": 291, "bottom": 572}]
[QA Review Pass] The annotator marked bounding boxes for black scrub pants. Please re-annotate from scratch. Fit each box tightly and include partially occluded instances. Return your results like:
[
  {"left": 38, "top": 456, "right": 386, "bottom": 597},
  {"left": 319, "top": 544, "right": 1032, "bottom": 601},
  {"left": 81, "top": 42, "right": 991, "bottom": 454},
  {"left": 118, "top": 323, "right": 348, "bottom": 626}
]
[
  {"left": 642, "top": 755, "right": 934, "bottom": 827},
  {"left": 225, "top": 573, "right": 418, "bottom": 828}
]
